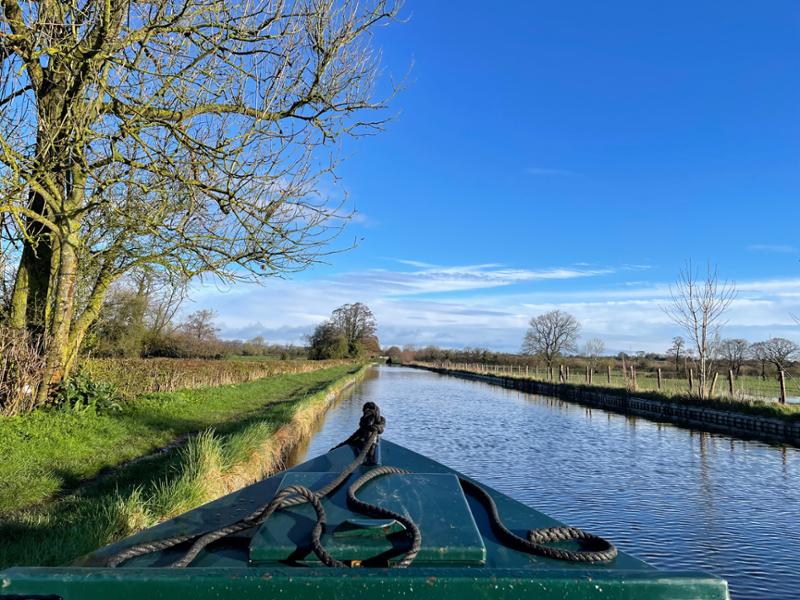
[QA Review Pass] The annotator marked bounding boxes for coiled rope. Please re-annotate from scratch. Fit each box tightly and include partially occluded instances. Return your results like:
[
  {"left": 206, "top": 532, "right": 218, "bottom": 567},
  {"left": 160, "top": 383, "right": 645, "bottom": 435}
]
[
  {"left": 458, "top": 477, "right": 617, "bottom": 563},
  {"left": 105, "top": 401, "right": 616, "bottom": 568}
]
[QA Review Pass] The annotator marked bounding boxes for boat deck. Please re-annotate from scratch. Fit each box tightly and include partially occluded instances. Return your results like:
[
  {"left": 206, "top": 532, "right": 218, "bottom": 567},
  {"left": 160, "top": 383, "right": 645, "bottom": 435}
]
[{"left": 0, "top": 440, "right": 730, "bottom": 599}]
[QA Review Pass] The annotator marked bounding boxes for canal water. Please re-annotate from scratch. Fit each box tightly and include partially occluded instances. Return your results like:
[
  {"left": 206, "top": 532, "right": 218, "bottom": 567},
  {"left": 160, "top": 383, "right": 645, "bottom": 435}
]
[{"left": 293, "top": 366, "right": 800, "bottom": 600}]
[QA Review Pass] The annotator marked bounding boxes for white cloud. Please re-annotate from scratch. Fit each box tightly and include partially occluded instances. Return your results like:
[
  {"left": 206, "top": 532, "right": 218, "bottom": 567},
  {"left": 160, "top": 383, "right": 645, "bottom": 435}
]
[
  {"left": 187, "top": 263, "right": 800, "bottom": 354},
  {"left": 322, "top": 263, "right": 613, "bottom": 298},
  {"left": 393, "top": 259, "right": 439, "bottom": 268}
]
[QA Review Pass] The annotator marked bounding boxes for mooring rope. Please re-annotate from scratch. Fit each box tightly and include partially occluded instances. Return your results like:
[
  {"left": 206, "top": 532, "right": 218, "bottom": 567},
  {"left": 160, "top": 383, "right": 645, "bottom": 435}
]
[
  {"left": 345, "top": 465, "right": 422, "bottom": 567},
  {"left": 458, "top": 477, "right": 617, "bottom": 563},
  {"left": 105, "top": 401, "right": 616, "bottom": 568}
]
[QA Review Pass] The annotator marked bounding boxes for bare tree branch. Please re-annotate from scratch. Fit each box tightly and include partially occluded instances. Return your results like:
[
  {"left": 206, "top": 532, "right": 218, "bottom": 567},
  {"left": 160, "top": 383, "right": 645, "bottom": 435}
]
[
  {"left": 0, "top": 0, "right": 403, "bottom": 404},
  {"left": 663, "top": 260, "right": 736, "bottom": 397}
]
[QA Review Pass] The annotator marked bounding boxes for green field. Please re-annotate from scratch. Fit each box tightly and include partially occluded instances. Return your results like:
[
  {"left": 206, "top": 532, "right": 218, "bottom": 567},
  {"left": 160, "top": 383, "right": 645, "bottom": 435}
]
[
  {"left": 431, "top": 363, "right": 800, "bottom": 421},
  {"left": 477, "top": 365, "right": 798, "bottom": 403},
  {"left": 559, "top": 371, "right": 798, "bottom": 402}
]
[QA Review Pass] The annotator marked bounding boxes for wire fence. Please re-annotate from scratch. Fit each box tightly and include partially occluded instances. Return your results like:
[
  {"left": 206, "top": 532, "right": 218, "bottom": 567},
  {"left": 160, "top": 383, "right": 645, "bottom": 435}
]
[{"left": 415, "top": 361, "right": 800, "bottom": 405}]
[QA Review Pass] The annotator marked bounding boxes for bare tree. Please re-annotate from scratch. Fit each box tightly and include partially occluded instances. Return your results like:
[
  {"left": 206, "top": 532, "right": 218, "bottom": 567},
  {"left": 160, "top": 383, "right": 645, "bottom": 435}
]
[
  {"left": 663, "top": 261, "right": 736, "bottom": 398},
  {"left": 718, "top": 338, "right": 748, "bottom": 377},
  {"left": 761, "top": 337, "right": 800, "bottom": 374},
  {"left": 583, "top": 338, "right": 605, "bottom": 367},
  {"left": 180, "top": 309, "right": 220, "bottom": 342},
  {"left": 749, "top": 341, "right": 769, "bottom": 380},
  {"left": 521, "top": 310, "right": 580, "bottom": 370},
  {"left": 667, "top": 336, "right": 685, "bottom": 375},
  {"left": 0, "top": 0, "right": 401, "bottom": 404}
]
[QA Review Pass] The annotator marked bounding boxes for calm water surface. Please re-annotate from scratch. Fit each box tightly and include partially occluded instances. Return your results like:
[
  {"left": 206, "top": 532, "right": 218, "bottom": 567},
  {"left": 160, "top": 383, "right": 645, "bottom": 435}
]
[{"left": 293, "top": 366, "right": 800, "bottom": 600}]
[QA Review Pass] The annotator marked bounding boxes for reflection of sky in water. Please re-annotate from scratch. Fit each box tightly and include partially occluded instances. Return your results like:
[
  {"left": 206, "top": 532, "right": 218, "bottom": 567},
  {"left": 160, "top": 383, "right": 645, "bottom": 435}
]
[{"left": 296, "top": 366, "right": 800, "bottom": 600}]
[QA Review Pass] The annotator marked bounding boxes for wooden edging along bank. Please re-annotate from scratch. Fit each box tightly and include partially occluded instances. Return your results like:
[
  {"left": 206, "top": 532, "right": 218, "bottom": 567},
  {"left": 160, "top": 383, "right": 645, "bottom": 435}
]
[{"left": 414, "top": 365, "right": 800, "bottom": 447}]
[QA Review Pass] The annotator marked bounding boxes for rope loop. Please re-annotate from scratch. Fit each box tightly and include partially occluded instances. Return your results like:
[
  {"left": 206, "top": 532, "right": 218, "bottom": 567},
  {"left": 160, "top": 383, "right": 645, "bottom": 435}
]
[{"left": 331, "top": 401, "right": 385, "bottom": 451}]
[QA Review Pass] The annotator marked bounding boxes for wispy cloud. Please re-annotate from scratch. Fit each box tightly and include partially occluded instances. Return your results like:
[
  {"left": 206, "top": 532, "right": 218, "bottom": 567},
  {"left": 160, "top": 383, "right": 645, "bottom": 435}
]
[
  {"left": 524, "top": 167, "right": 576, "bottom": 176},
  {"left": 747, "top": 244, "right": 797, "bottom": 254},
  {"left": 393, "top": 259, "right": 439, "bottom": 268},
  {"left": 336, "top": 263, "right": 613, "bottom": 298},
  {"left": 189, "top": 262, "right": 800, "bottom": 354},
  {"left": 349, "top": 210, "right": 377, "bottom": 228}
]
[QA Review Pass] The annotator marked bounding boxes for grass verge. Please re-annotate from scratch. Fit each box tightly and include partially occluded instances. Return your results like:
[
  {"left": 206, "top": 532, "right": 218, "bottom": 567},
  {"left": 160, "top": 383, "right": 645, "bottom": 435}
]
[
  {"left": 433, "top": 365, "right": 800, "bottom": 422},
  {"left": 0, "top": 364, "right": 367, "bottom": 567}
]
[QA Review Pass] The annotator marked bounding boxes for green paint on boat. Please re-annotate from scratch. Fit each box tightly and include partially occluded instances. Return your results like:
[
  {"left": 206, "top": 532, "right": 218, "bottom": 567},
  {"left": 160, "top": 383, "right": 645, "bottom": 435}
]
[{"left": 0, "top": 439, "right": 729, "bottom": 599}]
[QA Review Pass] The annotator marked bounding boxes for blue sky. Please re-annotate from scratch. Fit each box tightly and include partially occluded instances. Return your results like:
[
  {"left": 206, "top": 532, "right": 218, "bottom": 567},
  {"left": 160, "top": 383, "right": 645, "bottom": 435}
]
[{"left": 192, "top": 1, "right": 800, "bottom": 353}]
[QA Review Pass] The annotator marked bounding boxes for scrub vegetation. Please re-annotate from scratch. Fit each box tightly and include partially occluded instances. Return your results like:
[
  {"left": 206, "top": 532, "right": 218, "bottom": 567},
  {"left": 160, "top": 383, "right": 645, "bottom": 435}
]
[
  {"left": 80, "top": 357, "right": 350, "bottom": 399},
  {"left": 0, "top": 363, "right": 367, "bottom": 568}
]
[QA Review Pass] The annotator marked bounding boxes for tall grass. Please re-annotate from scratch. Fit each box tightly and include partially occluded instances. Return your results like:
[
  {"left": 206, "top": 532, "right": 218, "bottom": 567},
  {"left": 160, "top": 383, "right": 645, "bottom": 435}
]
[
  {"left": 0, "top": 365, "right": 368, "bottom": 568},
  {"left": 0, "top": 364, "right": 359, "bottom": 515}
]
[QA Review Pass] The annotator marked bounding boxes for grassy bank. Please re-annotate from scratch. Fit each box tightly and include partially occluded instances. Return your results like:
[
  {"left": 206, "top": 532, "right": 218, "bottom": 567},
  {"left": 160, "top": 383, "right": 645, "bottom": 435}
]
[
  {"left": 423, "top": 364, "right": 800, "bottom": 422},
  {"left": 0, "top": 363, "right": 367, "bottom": 567},
  {"left": 571, "top": 382, "right": 800, "bottom": 421}
]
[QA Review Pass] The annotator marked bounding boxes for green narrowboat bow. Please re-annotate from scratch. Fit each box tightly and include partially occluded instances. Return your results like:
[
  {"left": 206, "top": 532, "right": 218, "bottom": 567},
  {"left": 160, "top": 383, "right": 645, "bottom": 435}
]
[{"left": 0, "top": 403, "right": 729, "bottom": 600}]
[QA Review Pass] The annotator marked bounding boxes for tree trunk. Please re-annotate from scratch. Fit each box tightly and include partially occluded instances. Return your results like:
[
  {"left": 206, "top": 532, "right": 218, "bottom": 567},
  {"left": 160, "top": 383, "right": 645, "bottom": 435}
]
[
  {"left": 36, "top": 233, "right": 79, "bottom": 404},
  {"left": 8, "top": 193, "right": 54, "bottom": 334},
  {"left": 63, "top": 264, "right": 115, "bottom": 376}
]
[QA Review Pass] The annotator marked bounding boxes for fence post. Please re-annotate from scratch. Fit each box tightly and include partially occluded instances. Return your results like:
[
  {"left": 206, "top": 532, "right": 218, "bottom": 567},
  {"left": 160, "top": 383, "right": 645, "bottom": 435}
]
[
  {"left": 779, "top": 370, "right": 787, "bottom": 404},
  {"left": 526, "top": 365, "right": 529, "bottom": 377},
  {"left": 710, "top": 372, "right": 719, "bottom": 397},
  {"left": 586, "top": 364, "right": 590, "bottom": 383},
  {"left": 607, "top": 364, "right": 612, "bottom": 384},
  {"left": 657, "top": 368, "right": 662, "bottom": 391},
  {"left": 728, "top": 369, "right": 734, "bottom": 396}
]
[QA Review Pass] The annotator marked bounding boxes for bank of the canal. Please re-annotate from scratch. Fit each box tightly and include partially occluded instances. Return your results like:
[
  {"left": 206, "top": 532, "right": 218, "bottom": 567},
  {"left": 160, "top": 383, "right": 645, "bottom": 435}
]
[
  {"left": 0, "top": 364, "right": 369, "bottom": 568},
  {"left": 413, "top": 365, "right": 800, "bottom": 447},
  {"left": 294, "top": 365, "right": 800, "bottom": 600}
]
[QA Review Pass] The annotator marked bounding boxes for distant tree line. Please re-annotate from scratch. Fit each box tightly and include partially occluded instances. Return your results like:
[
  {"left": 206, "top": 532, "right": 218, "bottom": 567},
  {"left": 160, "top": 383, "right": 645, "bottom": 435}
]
[
  {"left": 83, "top": 274, "right": 304, "bottom": 360},
  {"left": 390, "top": 299, "right": 799, "bottom": 386}
]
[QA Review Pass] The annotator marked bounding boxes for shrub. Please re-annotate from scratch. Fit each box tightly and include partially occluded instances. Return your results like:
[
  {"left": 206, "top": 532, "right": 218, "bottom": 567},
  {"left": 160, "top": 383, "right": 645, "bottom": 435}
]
[
  {"left": 79, "top": 358, "right": 353, "bottom": 399},
  {"left": 55, "top": 369, "right": 121, "bottom": 414},
  {"left": 0, "top": 326, "right": 47, "bottom": 416}
]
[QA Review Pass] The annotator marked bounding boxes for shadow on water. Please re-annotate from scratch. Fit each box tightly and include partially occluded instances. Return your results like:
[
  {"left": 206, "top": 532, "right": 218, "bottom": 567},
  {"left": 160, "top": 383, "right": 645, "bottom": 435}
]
[{"left": 293, "top": 365, "right": 800, "bottom": 600}]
